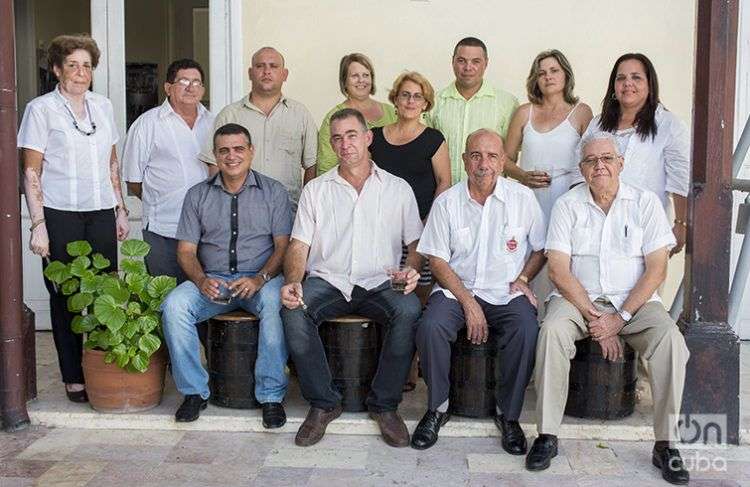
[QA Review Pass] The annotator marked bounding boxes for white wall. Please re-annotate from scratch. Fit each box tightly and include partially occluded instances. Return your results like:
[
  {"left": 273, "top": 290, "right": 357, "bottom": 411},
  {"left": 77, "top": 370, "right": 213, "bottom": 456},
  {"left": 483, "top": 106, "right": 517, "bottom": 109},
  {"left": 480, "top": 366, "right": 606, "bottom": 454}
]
[{"left": 242, "top": 0, "right": 697, "bottom": 305}]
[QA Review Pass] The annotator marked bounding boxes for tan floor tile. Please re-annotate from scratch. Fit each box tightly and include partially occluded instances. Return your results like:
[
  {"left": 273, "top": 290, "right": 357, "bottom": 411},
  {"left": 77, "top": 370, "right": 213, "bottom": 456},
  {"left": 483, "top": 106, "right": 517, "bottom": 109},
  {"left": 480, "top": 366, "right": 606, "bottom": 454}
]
[
  {"left": 467, "top": 453, "right": 573, "bottom": 475},
  {"left": 33, "top": 461, "right": 106, "bottom": 487},
  {"left": 263, "top": 447, "right": 367, "bottom": 469}
]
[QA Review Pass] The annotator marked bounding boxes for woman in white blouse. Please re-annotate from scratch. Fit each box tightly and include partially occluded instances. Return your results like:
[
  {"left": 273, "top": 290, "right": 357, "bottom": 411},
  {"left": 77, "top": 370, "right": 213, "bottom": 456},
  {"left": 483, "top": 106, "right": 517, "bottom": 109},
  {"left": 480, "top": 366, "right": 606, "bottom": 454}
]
[
  {"left": 18, "top": 34, "right": 129, "bottom": 403},
  {"left": 582, "top": 53, "right": 690, "bottom": 256}
]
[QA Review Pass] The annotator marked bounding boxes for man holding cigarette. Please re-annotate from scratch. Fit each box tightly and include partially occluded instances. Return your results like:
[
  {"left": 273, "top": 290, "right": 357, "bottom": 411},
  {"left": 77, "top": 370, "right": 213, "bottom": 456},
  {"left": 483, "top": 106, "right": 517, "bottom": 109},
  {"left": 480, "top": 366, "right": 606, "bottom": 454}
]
[{"left": 280, "top": 108, "right": 423, "bottom": 448}]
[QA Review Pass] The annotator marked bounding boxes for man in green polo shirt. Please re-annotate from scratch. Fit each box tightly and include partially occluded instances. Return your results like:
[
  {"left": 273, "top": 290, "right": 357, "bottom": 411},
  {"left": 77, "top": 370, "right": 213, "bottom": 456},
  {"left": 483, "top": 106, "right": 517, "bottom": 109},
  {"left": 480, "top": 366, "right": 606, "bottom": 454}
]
[{"left": 427, "top": 37, "right": 519, "bottom": 184}]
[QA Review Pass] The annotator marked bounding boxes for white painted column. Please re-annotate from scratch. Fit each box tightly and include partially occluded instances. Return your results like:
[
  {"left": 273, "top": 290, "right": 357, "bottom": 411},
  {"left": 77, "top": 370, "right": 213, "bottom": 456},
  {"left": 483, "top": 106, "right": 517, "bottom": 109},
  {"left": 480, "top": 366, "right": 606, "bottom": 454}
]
[
  {"left": 209, "top": 0, "right": 244, "bottom": 112},
  {"left": 730, "top": 0, "right": 750, "bottom": 339}
]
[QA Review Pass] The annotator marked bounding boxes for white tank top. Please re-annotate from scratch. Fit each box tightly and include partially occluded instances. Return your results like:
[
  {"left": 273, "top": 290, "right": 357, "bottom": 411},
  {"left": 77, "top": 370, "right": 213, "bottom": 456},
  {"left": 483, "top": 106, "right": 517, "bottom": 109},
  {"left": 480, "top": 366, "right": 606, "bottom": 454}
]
[{"left": 520, "top": 103, "right": 582, "bottom": 222}]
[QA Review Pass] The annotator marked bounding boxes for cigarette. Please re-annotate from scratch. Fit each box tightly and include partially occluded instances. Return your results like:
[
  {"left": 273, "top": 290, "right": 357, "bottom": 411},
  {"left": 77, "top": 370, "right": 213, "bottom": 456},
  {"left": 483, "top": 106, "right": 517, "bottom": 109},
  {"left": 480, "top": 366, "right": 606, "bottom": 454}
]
[{"left": 293, "top": 289, "right": 308, "bottom": 310}]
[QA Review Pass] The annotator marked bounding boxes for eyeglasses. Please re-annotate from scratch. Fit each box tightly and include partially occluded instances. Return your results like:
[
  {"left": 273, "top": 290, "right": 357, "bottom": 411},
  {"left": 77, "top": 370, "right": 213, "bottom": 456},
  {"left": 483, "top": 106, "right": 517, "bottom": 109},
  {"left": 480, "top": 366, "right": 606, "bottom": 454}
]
[
  {"left": 580, "top": 155, "right": 620, "bottom": 167},
  {"left": 64, "top": 62, "right": 93, "bottom": 73},
  {"left": 398, "top": 91, "right": 424, "bottom": 102},
  {"left": 173, "top": 78, "right": 204, "bottom": 88}
]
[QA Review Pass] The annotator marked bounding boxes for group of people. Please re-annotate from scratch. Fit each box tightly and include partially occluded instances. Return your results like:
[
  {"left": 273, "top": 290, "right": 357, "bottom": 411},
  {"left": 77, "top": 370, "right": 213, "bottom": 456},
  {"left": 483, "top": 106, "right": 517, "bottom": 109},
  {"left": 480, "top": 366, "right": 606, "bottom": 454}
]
[{"left": 18, "top": 33, "right": 691, "bottom": 485}]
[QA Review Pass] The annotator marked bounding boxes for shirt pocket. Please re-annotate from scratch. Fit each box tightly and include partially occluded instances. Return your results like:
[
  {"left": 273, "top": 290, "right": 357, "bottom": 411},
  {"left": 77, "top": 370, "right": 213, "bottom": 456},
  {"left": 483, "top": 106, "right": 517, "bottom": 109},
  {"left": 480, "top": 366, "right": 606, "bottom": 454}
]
[
  {"left": 618, "top": 224, "right": 644, "bottom": 257},
  {"left": 276, "top": 130, "right": 301, "bottom": 163},
  {"left": 452, "top": 226, "right": 473, "bottom": 255},
  {"left": 500, "top": 225, "right": 526, "bottom": 256}
]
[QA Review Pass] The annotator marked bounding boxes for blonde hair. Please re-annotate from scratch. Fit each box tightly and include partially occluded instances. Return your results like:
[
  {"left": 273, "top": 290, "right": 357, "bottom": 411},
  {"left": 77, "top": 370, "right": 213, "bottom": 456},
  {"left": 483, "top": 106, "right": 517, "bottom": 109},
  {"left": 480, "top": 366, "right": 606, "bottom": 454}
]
[{"left": 387, "top": 71, "right": 436, "bottom": 112}]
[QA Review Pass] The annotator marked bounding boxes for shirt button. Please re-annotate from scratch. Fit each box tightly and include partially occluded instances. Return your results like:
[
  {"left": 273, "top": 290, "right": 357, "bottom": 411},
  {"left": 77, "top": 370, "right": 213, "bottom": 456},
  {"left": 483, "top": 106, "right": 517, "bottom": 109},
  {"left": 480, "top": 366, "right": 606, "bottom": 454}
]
[
  {"left": 232, "top": 213, "right": 236, "bottom": 216},
  {"left": 233, "top": 195, "right": 237, "bottom": 199},
  {"left": 233, "top": 231, "right": 237, "bottom": 235},
  {"left": 231, "top": 268, "right": 236, "bottom": 272},
  {"left": 231, "top": 249, "right": 235, "bottom": 253}
]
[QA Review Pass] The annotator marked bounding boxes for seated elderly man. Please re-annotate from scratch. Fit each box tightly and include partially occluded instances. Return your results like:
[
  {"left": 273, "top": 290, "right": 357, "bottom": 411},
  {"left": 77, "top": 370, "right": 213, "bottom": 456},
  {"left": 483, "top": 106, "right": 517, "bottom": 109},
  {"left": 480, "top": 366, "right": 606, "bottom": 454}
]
[
  {"left": 161, "top": 123, "right": 292, "bottom": 428},
  {"left": 527, "top": 132, "right": 690, "bottom": 485},
  {"left": 411, "top": 128, "right": 546, "bottom": 452},
  {"left": 281, "top": 108, "right": 423, "bottom": 448}
]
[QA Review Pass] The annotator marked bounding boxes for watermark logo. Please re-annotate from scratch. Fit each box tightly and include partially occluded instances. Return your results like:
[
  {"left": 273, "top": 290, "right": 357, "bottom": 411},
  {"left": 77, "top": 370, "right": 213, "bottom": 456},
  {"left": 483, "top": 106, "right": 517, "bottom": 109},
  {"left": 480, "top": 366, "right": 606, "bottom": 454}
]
[{"left": 675, "top": 413, "right": 727, "bottom": 450}]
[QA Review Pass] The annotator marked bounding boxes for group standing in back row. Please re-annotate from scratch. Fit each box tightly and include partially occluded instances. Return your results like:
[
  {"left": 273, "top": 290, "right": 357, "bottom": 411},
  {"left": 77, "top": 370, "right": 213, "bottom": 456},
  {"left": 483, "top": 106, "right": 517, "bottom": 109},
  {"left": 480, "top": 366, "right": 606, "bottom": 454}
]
[{"left": 20, "top": 34, "right": 691, "bottom": 485}]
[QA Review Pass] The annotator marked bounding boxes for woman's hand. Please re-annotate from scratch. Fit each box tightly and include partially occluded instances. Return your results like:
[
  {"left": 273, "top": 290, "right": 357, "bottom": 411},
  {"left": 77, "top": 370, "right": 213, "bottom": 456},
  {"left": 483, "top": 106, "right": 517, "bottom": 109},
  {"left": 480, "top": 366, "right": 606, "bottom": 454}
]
[
  {"left": 116, "top": 209, "right": 130, "bottom": 241},
  {"left": 29, "top": 223, "right": 50, "bottom": 257},
  {"left": 520, "top": 170, "right": 551, "bottom": 189}
]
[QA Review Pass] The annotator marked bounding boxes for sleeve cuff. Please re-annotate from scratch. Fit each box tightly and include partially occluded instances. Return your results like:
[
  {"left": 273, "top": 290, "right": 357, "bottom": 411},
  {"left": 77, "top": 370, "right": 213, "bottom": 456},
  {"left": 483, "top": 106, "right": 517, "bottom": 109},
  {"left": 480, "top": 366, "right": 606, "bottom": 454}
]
[
  {"left": 643, "top": 234, "right": 676, "bottom": 254},
  {"left": 665, "top": 185, "right": 688, "bottom": 198},
  {"left": 290, "top": 232, "right": 312, "bottom": 247},
  {"left": 416, "top": 247, "right": 450, "bottom": 262},
  {"left": 545, "top": 240, "right": 571, "bottom": 255}
]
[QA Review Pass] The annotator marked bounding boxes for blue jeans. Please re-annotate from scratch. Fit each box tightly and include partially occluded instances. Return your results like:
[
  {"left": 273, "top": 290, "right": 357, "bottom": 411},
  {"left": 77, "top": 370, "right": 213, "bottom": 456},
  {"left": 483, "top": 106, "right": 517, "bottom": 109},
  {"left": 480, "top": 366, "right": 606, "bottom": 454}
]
[
  {"left": 161, "top": 273, "right": 287, "bottom": 403},
  {"left": 281, "top": 277, "right": 421, "bottom": 412}
]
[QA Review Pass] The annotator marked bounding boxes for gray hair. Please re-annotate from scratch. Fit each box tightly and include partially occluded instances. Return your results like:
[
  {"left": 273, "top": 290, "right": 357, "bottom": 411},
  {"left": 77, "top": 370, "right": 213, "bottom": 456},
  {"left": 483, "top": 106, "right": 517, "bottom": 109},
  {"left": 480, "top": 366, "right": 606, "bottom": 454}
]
[{"left": 577, "top": 131, "right": 621, "bottom": 162}]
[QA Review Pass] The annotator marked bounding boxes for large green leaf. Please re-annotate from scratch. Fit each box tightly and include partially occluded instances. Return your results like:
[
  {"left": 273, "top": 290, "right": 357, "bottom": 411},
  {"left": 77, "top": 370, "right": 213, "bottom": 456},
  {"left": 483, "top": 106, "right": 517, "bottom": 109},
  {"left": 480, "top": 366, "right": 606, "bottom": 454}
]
[
  {"left": 69, "top": 256, "right": 91, "bottom": 277},
  {"left": 122, "top": 319, "right": 140, "bottom": 339},
  {"left": 104, "top": 351, "right": 116, "bottom": 364},
  {"left": 67, "top": 292, "right": 94, "bottom": 313},
  {"left": 66, "top": 240, "right": 92, "bottom": 257},
  {"left": 131, "top": 351, "right": 149, "bottom": 372},
  {"left": 100, "top": 277, "right": 130, "bottom": 305},
  {"left": 137, "top": 315, "right": 159, "bottom": 334},
  {"left": 121, "top": 239, "right": 151, "bottom": 258},
  {"left": 121, "top": 259, "right": 147, "bottom": 275},
  {"left": 147, "top": 275, "right": 177, "bottom": 299},
  {"left": 91, "top": 253, "right": 111, "bottom": 270},
  {"left": 79, "top": 275, "right": 104, "bottom": 294},
  {"left": 71, "top": 314, "right": 99, "bottom": 334},
  {"left": 126, "top": 302, "right": 142, "bottom": 316},
  {"left": 86, "top": 329, "right": 108, "bottom": 350},
  {"left": 43, "top": 261, "right": 71, "bottom": 284},
  {"left": 61, "top": 278, "right": 80, "bottom": 296},
  {"left": 93, "top": 294, "right": 126, "bottom": 333},
  {"left": 125, "top": 272, "right": 149, "bottom": 294},
  {"left": 138, "top": 334, "right": 161, "bottom": 356}
]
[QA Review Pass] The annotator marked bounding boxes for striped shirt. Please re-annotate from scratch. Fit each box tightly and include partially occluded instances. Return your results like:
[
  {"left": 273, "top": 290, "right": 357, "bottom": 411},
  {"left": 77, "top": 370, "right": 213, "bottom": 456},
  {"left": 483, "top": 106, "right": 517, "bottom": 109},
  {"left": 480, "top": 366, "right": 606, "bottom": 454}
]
[{"left": 427, "top": 81, "right": 518, "bottom": 184}]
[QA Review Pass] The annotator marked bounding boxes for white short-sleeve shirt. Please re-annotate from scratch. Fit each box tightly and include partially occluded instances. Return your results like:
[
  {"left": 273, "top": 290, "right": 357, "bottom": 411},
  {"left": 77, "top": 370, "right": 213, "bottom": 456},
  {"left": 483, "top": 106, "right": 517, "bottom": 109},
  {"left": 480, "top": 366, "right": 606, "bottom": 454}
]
[
  {"left": 573, "top": 104, "right": 690, "bottom": 209},
  {"left": 545, "top": 182, "right": 676, "bottom": 310},
  {"left": 122, "top": 100, "right": 214, "bottom": 238},
  {"left": 17, "top": 86, "right": 119, "bottom": 211},
  {"left": 292, "top": 162, "right": 423, "bottom": 301},
  {"left": 417, "top": 177, "right": 546, "bottom": 306}
]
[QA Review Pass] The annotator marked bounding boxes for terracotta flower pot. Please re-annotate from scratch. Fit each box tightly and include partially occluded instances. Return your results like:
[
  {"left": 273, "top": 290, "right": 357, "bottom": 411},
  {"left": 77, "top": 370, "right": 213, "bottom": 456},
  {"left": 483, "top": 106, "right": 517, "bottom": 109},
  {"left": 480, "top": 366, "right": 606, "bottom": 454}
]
[{"left": 82, "top": 347, "right": 167, "bottom": 413}]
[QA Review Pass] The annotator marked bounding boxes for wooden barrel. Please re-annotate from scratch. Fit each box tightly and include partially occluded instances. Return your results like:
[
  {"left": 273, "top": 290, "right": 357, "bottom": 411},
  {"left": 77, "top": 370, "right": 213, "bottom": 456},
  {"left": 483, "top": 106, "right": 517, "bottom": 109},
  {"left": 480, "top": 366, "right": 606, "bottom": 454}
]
[
  {"left": 564, "top": 337, "right": 637, "bottom": 419},
  {"left": 319, "top": 315, "right": 381, "bottom": 413},
  {"left": 448, "top": 327, "right": 499, "bottom": 418},
  {"left": 207, "top": 311, "right": 260, "bottom": 409}
]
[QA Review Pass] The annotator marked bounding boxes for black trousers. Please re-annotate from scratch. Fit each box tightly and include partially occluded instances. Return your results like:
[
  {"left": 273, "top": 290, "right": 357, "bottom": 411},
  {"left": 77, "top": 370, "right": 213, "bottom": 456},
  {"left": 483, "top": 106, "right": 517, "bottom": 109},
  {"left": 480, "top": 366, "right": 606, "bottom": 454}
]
[
  {"left": 43, "top": 207, "right": 117, "bottom": 384},
  {"left": 142, "top": 229, "right": 188, "bottom": 284}
]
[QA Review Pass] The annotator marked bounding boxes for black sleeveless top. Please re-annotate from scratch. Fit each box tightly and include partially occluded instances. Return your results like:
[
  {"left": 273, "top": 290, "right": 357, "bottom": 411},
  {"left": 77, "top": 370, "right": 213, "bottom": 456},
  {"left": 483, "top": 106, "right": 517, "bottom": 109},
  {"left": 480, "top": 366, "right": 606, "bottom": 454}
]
[{"left": 369, "top": 126, "right": 445, "bottom": 220}]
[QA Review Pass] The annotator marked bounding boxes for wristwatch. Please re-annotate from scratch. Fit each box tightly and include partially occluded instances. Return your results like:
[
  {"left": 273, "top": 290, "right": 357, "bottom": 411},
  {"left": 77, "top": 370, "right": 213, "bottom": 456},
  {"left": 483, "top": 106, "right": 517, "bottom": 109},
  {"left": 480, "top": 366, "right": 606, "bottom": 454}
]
[
  {"left": 260, "top": 272, "right": 271, "bottom": 283},
  {"left": 618, "top": 309, "right": 633, "bottom": 322}
]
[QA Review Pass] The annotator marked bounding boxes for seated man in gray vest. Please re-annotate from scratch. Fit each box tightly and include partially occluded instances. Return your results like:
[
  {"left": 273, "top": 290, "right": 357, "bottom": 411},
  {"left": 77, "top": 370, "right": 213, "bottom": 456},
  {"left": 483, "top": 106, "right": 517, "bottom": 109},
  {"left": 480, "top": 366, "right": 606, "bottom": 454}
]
[
  {"left": 161, "top": 123, "right": 292, "bottom": 428},
  {"left": 527, "top": 132, "right": 690, "bottom": 486}
]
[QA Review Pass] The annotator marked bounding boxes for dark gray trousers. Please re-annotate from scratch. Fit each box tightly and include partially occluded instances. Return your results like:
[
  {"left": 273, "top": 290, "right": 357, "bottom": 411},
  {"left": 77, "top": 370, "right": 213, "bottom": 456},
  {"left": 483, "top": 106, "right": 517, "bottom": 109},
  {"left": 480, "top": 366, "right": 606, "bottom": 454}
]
[
  {"left": 142, "top": 229, "right": 188, "bottom": 284},
  {"left": 415, "top": 291, "right": 538, "bottom": 420}
]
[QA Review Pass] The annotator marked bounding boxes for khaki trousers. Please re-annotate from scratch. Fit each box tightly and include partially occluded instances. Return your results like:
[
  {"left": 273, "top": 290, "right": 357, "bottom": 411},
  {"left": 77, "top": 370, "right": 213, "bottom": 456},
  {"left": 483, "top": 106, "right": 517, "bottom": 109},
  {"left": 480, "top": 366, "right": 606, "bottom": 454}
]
[{"left": 534, "top": 296, "right": 690, "bottom": 441}]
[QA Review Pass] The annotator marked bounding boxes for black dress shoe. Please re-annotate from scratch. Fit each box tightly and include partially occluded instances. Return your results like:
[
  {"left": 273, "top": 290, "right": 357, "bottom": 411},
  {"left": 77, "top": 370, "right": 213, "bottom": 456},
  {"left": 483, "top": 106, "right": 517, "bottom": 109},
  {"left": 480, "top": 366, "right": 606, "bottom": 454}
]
[
  {"left": 65, "top": 388, "right": 89, "bottom": 403},
  {"left": 652, "top": 446, "right": 690, "bottom": 485},
  {"left": 175, "top": 394, "right": 208, "bottom": 422},
  {"left": 262, "top": 402, "right": 287, "bottom": 429},
  {"left": 494, "top": 414, "right": 527, "bottom": 455},
  {"left": 410, "top": 410, "right": 450, "bottom": 450},
  {"left": 525, "top": 434, "right": 558, "bottom": 471}
]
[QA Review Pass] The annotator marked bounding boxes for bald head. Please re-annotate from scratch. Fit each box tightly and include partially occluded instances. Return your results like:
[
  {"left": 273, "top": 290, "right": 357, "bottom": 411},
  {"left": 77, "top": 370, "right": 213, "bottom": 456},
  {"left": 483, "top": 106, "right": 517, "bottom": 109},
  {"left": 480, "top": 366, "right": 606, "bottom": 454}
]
[
  {"left": 464, "top": 128, "right": 504, "bottom": 153},
  {"left": 248, "top": 46, "right": 288, "bottom": 97},
  {"left": 251, "top": 46, "right": 285, "bottom": 67}
]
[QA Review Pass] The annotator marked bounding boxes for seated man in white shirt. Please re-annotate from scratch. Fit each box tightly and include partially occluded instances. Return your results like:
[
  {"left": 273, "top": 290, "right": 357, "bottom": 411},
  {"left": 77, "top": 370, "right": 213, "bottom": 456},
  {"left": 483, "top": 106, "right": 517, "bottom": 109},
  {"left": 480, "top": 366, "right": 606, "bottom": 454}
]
[
  {"left": 526, "top": 132, "right": 690, "bottom": 486},
  {"left": 280, "top": 108, "right": 423, "bottom": 448},
  {"left": 411, "top": 128, "right": 546, "bottom": 452}
]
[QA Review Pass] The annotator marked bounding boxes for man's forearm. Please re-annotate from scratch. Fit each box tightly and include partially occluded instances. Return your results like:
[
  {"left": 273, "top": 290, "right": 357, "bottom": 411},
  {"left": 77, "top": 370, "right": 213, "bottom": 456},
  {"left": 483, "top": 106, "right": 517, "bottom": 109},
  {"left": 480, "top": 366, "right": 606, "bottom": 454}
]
[
  {"left": 283, "top": 239, "right": 309, "bottom": 283},
  {"left": 620, "top": 261, "right": 667, "bottom": 316},
  {"left": 303, "top": 165, "right": 316, "bottom": 185},
  {"left": 549, "top": 267, "right": 598, "bottom": 320},
  {"left": 430, "top": 256, "right": 473, "bottom": 305},
  {"left": 519, "top": 250, "right": 545, "bottom": 282},
  {"left": 257, "top": 240, "right": 287, "bottom": 278},
  {"left": 177, "top": 251, "right": 207, "bottom": 285}
]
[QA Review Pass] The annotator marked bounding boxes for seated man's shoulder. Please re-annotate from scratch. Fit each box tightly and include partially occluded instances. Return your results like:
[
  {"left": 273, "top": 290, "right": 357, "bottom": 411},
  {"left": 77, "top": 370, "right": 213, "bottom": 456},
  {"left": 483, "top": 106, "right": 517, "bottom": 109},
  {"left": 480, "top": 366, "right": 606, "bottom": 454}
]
[
  {"left": 282, "top": 97, "right": 314, "bottom": 117},
  {"left": 503, "top": 177, "right": 536, "bottom": 199},
  {"left": 253, "top": 171, "right": 288, "bottom": 194}
]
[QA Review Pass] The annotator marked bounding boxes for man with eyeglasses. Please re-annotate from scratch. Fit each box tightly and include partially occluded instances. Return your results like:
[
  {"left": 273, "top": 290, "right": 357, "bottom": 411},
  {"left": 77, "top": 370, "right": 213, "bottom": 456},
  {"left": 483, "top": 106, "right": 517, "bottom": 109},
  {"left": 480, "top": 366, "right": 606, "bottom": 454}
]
[
  {"left": 123, "top": 58, "right": 214, "bottom": 282},
  {"left": 527, "top": 132, "right": 690, "bottom": 485},
  {"left": 200, "top": 46, "right": 317, "bottom": 207},
  {"left": 427, "top": 37, "right": 518, "bottom": 184},
  {"left": 411, "top": 128, "right": 545, "bottom": 452},
  {"left": 280, "top": 108, "right": 423, "bottom": 448}
]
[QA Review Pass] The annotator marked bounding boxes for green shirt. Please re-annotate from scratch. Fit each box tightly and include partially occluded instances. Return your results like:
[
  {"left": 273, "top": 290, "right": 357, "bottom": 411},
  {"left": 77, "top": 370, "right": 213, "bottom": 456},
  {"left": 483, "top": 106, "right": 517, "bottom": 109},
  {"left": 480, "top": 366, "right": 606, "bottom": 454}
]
[
  {"left": 426, "top": 82, "right": 518, "bottom": 184},
  {"left": 316, "top": 101, "right": 397, "bottom": 175}
]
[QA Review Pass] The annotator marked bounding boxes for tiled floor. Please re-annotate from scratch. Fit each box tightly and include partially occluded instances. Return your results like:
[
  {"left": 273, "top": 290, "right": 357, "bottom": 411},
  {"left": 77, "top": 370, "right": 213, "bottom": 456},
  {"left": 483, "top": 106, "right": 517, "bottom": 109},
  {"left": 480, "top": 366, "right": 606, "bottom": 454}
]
[{"left": 0, "top": 333, "right": 747, "bottom": 486}]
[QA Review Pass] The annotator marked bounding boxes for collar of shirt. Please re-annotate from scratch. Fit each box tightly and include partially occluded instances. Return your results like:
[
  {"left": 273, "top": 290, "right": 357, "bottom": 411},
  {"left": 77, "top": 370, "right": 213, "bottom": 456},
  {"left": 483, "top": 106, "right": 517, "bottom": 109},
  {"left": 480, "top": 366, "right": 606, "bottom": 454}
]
[
  {"left": 320, "top": 160, "right": 385, "bottom": 188},
  {"left": 53, "top": 84, "right": 94, "bottom": 108},
  {"left": 462, "top": 176, "right": 509, "bottom": 208},
  {"left": 243, "top": 93, "right": 289, "bottom": 115},
  {"left": 443, "top": 80, "right": 496, "bottom": 101},
  {"left": 209, "top": 169, "right": 261, "bottom": 194},
  {"left": 157, "top": 98, "right": 208, "bottom": 121}
]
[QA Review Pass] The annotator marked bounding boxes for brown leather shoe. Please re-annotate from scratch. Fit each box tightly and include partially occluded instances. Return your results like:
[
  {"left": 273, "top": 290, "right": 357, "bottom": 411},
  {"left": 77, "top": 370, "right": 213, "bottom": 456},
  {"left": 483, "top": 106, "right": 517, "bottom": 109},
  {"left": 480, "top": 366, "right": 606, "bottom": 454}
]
[
  {"left": 369, "top": 410, "right": 410, "bottom": 447},
  {"left": 295, "top": 405, "right": 343, "bottom": 447}
]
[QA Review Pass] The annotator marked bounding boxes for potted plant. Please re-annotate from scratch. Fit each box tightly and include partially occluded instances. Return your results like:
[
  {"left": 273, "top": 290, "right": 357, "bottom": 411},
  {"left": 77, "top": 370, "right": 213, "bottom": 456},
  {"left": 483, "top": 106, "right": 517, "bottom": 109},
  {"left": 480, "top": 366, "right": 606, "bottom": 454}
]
[{"left": 44, "top": 239, "right": 177, "bottom": 413}]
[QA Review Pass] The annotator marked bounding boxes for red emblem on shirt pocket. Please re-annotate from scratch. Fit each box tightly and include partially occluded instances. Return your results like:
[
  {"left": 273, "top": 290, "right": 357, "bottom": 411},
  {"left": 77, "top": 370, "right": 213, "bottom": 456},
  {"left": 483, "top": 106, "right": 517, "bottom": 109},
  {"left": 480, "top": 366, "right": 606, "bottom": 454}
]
[{"left": 506, "top": 237, "right": 518, "bottom": 253}]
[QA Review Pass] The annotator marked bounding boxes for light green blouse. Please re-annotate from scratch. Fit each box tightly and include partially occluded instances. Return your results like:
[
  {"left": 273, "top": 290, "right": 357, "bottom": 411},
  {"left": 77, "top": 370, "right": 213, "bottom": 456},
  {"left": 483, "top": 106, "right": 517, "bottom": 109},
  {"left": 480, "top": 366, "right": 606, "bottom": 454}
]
[{"left": 316, "top": 101, "right": 397, "bottom": 175}]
